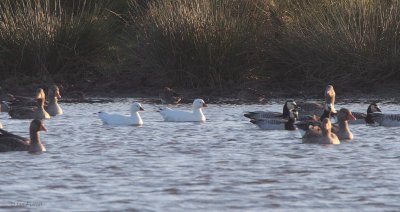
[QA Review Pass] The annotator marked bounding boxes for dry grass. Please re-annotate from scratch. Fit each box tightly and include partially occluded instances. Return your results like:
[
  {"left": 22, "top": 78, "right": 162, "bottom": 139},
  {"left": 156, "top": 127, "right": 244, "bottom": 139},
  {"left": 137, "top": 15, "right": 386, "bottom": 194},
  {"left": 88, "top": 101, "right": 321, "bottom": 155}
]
[
  {"left": 0, "top": 0, "right": 114, "bottom": 85},
  {"left": 124, "top": 0, "right": 270, "bottom": 88},
  {"left": 1, "top": 0, "right": 400, "bottom": 92},
  {"left": 267, "top": 0, "right": 400, "bottom": 88}
]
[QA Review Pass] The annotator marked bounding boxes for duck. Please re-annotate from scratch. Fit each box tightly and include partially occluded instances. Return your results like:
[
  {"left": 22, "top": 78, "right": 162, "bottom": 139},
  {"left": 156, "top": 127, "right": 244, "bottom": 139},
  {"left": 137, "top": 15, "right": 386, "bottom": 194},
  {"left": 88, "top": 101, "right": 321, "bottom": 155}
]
[
  {"left": 366, "top": 104, "right": 400, "bottom": 127},
  {"left": 298, "top": 118, "right": 340, "bottom": 145},
  {"left": 46, "top": 85, "right": 63, "bottom": 116},
  {"left": 98, "top": 102, "right": 144, "bottom": 126},
  {"left": 244, "top": 100, "right": 298, "bottom": 120},
  {"left": 349, "top": 103, "right": 381, "bottom": 125},
  {"left": 159, "top": 99, "right": 207, "bottom": 122},
  {"left": 333, "top": 108, "right": 356, "bottom": 140},
  {"left": 8, "top": 93, "right": 50, "bottom": 120},
  {"left": 159, "top": 87, "right": 182, "bottom": 104},
  {"left": 0, "top": 119, "right": 47, "bottom": 153},
  {"left": 249, "top": 109, "right": 298, "bottom": 130}
]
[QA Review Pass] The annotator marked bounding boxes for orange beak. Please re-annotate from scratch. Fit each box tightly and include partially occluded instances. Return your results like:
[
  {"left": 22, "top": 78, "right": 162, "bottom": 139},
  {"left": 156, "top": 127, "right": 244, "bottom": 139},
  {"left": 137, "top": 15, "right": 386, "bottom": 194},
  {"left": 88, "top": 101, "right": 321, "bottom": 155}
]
[
  {"left": 348, "top": 113, "right": 356, "bottom": 121},
  {"left": 203, "top": 103, "right": 208, "bottom": 107}
]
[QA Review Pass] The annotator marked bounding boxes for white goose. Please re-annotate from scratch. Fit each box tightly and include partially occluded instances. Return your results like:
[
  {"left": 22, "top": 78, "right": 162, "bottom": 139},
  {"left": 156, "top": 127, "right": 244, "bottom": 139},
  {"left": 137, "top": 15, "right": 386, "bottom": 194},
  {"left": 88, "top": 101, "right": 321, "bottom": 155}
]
[
  {"left": 98, "top": 102, "right": 144, "bottom": 126},
  {"left": 159, "top": 99, "right": 207, "bottom": 122}
]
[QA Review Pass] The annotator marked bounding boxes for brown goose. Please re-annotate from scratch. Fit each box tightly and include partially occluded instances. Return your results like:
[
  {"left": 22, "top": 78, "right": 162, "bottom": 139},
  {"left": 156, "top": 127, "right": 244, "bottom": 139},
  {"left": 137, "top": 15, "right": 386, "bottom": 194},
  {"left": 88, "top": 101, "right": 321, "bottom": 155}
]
[
  {"left": 296, "top": 85, "right": 336, "bottom": 117},
  {"left": 159, "top": 87, "right": 182, "bottom": 104},
  {"left": 237, "top": 88, "right": 267, "bottom": 103},
  {"left": 300, "top": 118, "right": 340, "bottom": 145},
  {"left": 0, "top": 119, "right": 47, "bottom": 153},
  {"left": 5, "top": 88, "right": 45, "bottom": 108},
  {"left": 46, "top": 85, "right": 63, "bottom": 116},
  {"left": 333, "top": 108, "right": 356, "bottom": 140},
  {"left": 8, "top": 93, "right": 50, "bottom": 120}
]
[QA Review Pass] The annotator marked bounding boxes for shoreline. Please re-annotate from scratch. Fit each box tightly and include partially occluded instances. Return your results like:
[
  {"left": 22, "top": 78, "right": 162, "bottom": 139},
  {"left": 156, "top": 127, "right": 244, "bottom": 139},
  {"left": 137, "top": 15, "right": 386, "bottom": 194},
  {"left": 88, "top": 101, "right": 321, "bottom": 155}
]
[
  {"left": 66, "top": 85, "right": 400, "bottom": 104},
  {"left": 2, "top": 82, "right": 400, "bottom": 104}
]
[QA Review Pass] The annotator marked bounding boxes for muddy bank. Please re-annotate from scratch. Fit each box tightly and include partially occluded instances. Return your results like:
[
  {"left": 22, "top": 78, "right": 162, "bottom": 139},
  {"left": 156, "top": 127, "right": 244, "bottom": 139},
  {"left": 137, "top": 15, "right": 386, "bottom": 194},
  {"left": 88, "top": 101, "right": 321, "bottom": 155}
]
[{"left": 2, "top": 80, "right": 399, "bottom": 105}]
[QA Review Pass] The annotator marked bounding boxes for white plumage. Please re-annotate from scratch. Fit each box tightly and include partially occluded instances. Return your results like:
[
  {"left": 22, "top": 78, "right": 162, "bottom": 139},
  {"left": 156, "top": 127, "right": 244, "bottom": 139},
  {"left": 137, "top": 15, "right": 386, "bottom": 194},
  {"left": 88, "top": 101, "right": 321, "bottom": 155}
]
[
  {"left": 98, "top": 102, "right": 144, "bottom": 126},
  {"left": 159, "top": 99, "right": 207, "bottom": 122}
]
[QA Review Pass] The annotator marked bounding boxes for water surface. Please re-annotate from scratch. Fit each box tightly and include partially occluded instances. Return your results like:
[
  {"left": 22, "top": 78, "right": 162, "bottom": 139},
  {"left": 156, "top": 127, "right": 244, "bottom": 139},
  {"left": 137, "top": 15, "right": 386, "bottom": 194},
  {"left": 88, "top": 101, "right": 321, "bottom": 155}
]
[{"left": 0, "top": 99, "right": 399, "bottom": 211}]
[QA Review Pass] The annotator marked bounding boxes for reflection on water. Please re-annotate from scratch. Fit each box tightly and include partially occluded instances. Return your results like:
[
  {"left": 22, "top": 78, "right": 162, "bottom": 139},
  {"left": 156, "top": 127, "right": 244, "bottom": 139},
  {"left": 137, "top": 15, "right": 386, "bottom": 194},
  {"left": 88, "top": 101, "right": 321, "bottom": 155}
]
[{"left": 0, "top": 99, "right": 399, "bottom": 211}]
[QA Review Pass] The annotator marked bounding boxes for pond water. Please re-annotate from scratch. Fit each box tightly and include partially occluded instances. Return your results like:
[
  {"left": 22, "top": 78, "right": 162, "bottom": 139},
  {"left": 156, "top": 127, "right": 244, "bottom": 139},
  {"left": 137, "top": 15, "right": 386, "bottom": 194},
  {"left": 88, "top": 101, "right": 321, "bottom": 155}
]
[{"left": 0, "top": 99, "right": 399, "bottom": 211}]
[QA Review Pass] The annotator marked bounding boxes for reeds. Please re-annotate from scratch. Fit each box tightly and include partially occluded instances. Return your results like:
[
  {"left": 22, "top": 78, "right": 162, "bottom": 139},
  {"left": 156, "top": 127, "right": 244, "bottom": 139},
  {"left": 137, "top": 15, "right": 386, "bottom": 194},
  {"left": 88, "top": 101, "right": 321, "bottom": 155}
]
[
  {"left": 1, "top": 0, "right": 400, "bottom": 91},
  {"left": 267, "top": 0, "right": 400, "bottom": 88},
  {"left": 125, "top": 0, "right": 270, "bottom": 88},
  {"left": 0, "top": 0, "right": 114, "bottom": 84}
]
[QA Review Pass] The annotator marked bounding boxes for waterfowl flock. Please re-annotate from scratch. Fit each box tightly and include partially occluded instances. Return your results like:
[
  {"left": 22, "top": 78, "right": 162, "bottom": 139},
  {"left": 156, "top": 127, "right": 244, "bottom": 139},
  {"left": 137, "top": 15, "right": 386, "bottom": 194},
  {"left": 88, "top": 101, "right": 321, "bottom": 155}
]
[
  {"left": 245, "top": 85, "right": 400, "bottom": 144},
  {"left": 0, "top": 84, "right": 399, "bottom": 153}
]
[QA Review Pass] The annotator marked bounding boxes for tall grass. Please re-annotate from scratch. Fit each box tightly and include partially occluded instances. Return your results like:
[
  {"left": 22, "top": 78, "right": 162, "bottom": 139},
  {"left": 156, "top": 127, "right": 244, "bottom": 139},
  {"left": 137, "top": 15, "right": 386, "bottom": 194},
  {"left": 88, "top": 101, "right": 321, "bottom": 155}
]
[
  {"left": 0, "top": 0, "right": 114, "bottom": 86},
  {"left": 267, "top": 0, "right": 400, "bottom": 88},
  {"left": 125, "top": 0, "right": 270, "bottom": 88},
  {"left": 1, "top": 0, "right": 400, "bottom": 92}
]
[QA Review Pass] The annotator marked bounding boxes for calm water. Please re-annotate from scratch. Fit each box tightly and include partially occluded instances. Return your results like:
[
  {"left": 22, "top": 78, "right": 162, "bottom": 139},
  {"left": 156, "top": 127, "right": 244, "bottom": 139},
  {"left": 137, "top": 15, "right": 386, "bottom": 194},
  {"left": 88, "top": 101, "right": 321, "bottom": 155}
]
[{"left": 0, "top": 99, "right": 400, "bottom": 211}]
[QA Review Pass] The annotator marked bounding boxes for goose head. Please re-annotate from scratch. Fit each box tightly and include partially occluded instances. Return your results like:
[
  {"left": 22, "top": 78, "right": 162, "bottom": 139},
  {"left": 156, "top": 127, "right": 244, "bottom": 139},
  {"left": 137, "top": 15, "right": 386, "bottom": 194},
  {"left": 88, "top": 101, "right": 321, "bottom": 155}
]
[
  {"left": 48, "top": 85, "right": 61, "bottom": 99},
  {"left": 321, "top": 117, "right": 332, "bottom": 132},
  {"left": 289, "top": 108, "right": 299, "bottom": 121},
  {"left": 35, "top": 88, "right": 46, "bottom": 99},
  {"left": 193, "top": 99, "right": 207, "bottom": 109},
  {"left": 283, "top": 100, "right": 298, "bottom": 117},
  {"left": 130, "top": 102, "right": 144, "bottom": 113},
  {"left": 367, "top": 103, "right": 381, "bottom": 113},
  {"left": 324, "top": 85, "right": 335, "bottom": 105},
  {"left": 29, "top": 119, "right": 47, "bottom": 137},
  {"left": 337, "top": 108, "right": 356, "bottom": 122}
]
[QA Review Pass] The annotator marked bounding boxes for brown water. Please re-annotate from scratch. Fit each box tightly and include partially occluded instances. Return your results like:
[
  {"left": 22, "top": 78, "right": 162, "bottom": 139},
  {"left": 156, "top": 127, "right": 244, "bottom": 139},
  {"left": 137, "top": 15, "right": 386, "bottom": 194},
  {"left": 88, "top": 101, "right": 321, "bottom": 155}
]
[{"left": 0, "top": 99, "right": 399, "bottom": 211}]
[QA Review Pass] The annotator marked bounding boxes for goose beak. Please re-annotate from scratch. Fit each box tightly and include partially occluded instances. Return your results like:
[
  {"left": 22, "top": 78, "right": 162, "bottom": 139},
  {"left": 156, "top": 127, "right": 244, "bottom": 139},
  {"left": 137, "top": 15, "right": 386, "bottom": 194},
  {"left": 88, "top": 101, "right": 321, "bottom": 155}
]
[
  {"left": 203, "top": 103, "right": 208, "bottom": 107},
  {"left": 56, "top": 90, "right": 61, "bottom": 99},
  {"left": 40, "top": 124, "right": 47, "bottom": 132},
  {"left": 140, "top": 107, "right": 144, "bottom": 111},
  {"left": 348, "top": 113, "right": 356, "bottom": 121}
]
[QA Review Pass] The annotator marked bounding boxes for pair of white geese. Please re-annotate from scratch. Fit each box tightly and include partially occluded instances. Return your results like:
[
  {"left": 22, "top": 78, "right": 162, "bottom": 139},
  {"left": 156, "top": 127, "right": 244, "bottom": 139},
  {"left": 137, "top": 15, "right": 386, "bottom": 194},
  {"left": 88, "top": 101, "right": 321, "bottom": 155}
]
[{"left": 98, "top": 99, "right": 208, "bottom": 125}]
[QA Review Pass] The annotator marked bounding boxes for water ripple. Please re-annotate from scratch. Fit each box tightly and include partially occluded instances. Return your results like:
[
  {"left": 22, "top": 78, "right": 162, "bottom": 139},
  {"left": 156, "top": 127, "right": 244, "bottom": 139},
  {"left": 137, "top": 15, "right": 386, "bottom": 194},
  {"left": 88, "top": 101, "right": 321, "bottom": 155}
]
[{"left": 0, "top": 100, "right": 399, "bottom": 211}]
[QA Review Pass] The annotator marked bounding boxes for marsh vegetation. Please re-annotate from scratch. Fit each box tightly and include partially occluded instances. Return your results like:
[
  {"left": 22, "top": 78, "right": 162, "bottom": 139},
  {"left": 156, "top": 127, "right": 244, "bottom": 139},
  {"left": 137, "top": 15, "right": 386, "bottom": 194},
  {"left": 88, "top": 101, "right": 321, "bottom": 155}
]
[{"left": 1, "top": 0, "right": 399, "bottom": 95}]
